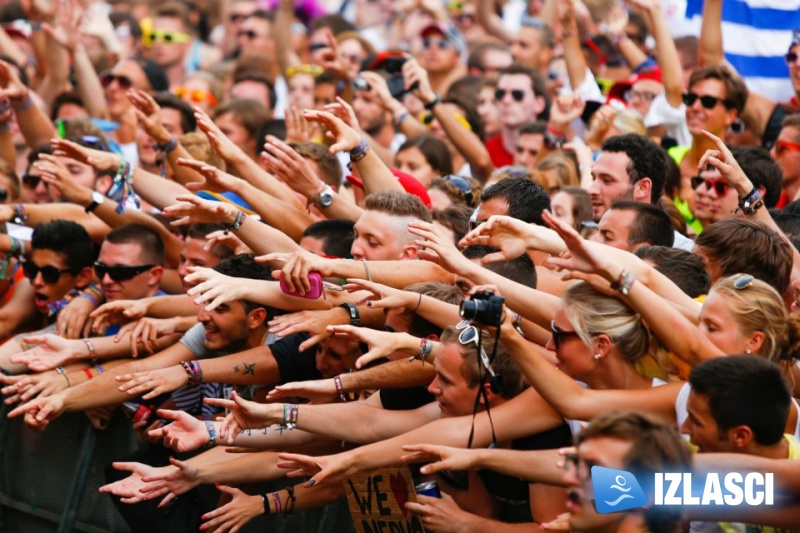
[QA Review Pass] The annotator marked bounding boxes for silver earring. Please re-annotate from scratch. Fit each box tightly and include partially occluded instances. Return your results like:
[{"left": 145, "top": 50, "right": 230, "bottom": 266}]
[
  {"left": 593, "top": 353, "right": 602, "bottom": 360},
  {"left": 745, "top": 348, "right": 752, "bottom": 354}
]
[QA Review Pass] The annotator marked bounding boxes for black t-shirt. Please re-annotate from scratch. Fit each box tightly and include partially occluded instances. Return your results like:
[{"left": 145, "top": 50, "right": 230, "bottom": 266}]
[
  {"left": 271, "top": 333, "right": 322, "bottom": 384},
  {"left": 379, "top": 386, "right": 435, "bottom": 410},
  {"left": 478, "top": 422, "right": 574, "bottom": 507}
]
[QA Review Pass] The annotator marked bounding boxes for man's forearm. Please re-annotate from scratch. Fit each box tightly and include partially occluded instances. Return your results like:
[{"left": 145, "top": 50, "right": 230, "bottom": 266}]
[
  {"left": 340, "top": 358, "right": 434, "bottom": 393},
  {"left": 197, "top": 346, "right": 280, "bottom": 386},
  {"left": 327, "top": 260, "right": 454, "bottom": 288}
]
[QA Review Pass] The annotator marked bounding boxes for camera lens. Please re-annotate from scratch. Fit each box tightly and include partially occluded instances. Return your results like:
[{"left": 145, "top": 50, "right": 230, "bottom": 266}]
[{"left": 459, "top": 299, "right": 479, "bottom": 320}]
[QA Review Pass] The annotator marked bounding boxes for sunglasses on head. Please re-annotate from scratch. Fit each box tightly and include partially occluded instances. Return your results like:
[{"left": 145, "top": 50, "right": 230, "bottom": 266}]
[
  {"left": 495, "top": 88, "right": 525, "bottom": 102},
  {"left": 682, "top": 92, "right": 732, "bottom": 110},
  {"left": 773, "top": 139, "right": 800, "bottom": 156},
  {"left": 22, "top": 173, "right": 42, "bottom": 189},
  {"left": 786, "top": 52, "right": 799, "bottom": 64},
  {"left": 456, "top": 320, "right": 499, "bottom": 382},
  {"left": 423, "top": 38, "right": 452, "bottom": 50},
  {"left": 174, "top": 86, "right": 218, "bottom": 106},
  {"left": 691, "top": 176, "right": 729, "bottom": 196},
  {"left": 625, "top": 89, "right": 658, "bottom": 103},
  {"left": 550, "top": 320, "right": 581, "bottom": 350},
  {"left": 733, "top": 273, "right": 755, "bottom": 290},
  {"left": 441, "top": 174, "right": 473, "bottom": 205},
  {"left": 100, "top": 72, "right": 133, "bottom": 90},
  {"left": 94, "top": 262, "right": 155, "bottom": 282},
  {"left": 23, "top": 261, "right": 76, "bottom": 284},
  {"left": 144, "top": 29, "right": 191, "bottom": 47}
]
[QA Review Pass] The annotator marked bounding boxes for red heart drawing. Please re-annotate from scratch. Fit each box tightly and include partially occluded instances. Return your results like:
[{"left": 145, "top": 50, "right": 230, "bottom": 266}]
[{"left": 389, "top": 473, "right": 410, "bottom": 517}]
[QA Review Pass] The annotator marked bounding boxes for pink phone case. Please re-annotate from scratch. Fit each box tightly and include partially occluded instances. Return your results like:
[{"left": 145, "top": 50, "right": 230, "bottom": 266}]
[{"left": 280, "top": 271, "right": 325, "bottom": 299}]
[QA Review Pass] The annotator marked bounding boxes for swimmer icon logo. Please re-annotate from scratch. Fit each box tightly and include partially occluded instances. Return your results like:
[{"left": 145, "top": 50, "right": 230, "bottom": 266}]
[{"left": 591, "top": 466, "right": 649, "bottom": 514}]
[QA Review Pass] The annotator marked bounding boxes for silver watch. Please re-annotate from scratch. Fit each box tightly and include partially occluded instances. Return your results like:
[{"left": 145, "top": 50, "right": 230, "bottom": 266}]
[{"left": 316, "top": 185, "right": 334, "bottom": 208}]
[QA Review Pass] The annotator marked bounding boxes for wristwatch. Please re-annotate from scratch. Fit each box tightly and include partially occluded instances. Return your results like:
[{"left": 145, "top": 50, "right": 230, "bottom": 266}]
[
  {"left": 315, "top": 184, "right": 335, "bottom": 208},
  {"left": 85, "top": 191, "right": 105, "bottom": 213},
  {"left": 339, "top": 303, "right": 360, "bottom": 326}
]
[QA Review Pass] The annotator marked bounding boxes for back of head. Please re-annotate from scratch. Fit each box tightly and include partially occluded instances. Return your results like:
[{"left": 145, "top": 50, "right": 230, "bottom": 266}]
[
  {"left": 635, "top": 246, "right": 710, "bottom": 298},
  {"left": 462, "top": 245, "right": 537, "bottom": 289},
  {"left": 771, "top": 212, "right": 800, "bottom": 241},
  {"left": 577, "top": 411, "right": 690, "bottom": 533},
  {"left": 153, "top": 91, "right": 197, "bottom": 134},
  {"left": 404, "top": 282, "right": 464, "bottom": 339},
  {"left": 290, "top": 142, "right": 342, "bottom": 188},
  {"left": 695, "top": 218, "right": 792, "bottom": 295},
  {"left": 689, "top": 355, "right": 790, "bottom": 446},
  {"left": 710, "top": 274, "right": 791, "bottom": 363},
  {"left": 480, "top": 176, "right": 550, "bottom": 225},
  {"left": 187, "top": 223, "right": 235, "bottom": 261},
  {"left": 729, "top": 146, "right": 782, "bottom": 208},
  {"left": 302, "top": 219, "right": 355, "bottom": 259},
  {"left": 105, "top": 224, "right": 166, "bottom": 266},
  {"left": 440, "top": 326, "right": 525, "bottom": 399},
  {"left": 433, "top": 204, "right": 473, "bottom": 244},
  {"left": 364, "top": 190, "right": 433, "bottom": 223},
  {"left": 212, "top": 253, "right": 275, "bottom": 314},
  {"left": 600, "top": 134, "right": 667, "bottom": 203},
  {"left": 610, "top": 201, "right": 674, "bottom": 248},
  {"left": 563, "top": 282, "right": 649, "bottom": 364},
  {"left": 32, "top": 220, "right": 95, "bottom": 270}
]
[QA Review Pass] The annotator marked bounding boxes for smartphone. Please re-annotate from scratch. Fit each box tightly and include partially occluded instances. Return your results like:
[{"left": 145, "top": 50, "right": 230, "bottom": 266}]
[{"left": 280, "top": 271, "right": 325, "bottom": 299}]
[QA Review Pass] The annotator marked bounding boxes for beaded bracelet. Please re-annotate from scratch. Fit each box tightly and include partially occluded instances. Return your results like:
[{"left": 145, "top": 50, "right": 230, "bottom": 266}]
[
  {"left": 283, "top": 403, "right": 299, "bottom": 428},
  {"left": 179, "top": 360, "right": 203, "bottom": 383},
  {"left": 610, "top": 269, "right": 636, "bottom": 296}
]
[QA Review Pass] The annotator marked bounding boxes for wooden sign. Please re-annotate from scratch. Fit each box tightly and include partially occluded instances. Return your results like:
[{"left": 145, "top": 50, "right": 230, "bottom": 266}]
[{"left": 344, "top": 466, "right": 426, "bottom": 533}]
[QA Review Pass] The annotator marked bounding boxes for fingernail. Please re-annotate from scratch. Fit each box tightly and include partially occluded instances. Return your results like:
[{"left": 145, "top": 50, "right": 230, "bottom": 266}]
[{"left": 308, "top": 479, "right": 316, "bottom": 486}]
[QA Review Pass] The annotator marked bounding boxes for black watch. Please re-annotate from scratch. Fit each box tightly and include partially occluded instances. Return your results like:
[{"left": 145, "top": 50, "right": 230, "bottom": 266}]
[
  {"left": 339, "top": 303, "right": 360, "bottom": 326},
  {"left": 423, "top": 94, "right": 441, "bottom": 111},
  {"left": 85, "top": 191, "right": 105, "bottom": 213}
]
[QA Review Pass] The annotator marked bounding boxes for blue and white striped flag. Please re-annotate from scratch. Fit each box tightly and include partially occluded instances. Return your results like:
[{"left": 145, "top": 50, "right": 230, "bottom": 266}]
[{"left": 685, "top": 0, "right": 800, "bottom": 102}]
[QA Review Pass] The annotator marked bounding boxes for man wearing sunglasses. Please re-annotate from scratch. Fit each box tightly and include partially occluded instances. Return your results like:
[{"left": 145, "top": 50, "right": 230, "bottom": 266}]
[
  {"left": 770, "top": 115, "right": 800, "bottom": 208},
  {"left": 0, "top": 221, "right": 95, "bottom": 374},
  {"left": 418, "top": 23, "right": 467, "bottom": 96},
  {"left": 93, "top": 225, "right": 165, "bottom": 336},
  {"left": 693, "top": 146, "right": 781, "bottom": 228},
  {"left": 486, "top": 64, "right": 546, "bottom": 168}
]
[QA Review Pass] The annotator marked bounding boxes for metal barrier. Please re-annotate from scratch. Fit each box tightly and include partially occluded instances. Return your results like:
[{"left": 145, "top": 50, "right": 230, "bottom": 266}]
[{"left": 0, "top": 405, "right": 357, "bottom": 533}]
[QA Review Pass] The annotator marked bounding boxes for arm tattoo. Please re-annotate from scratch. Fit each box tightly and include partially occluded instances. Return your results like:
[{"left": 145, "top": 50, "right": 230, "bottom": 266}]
[
  {"left": 233, "top": 365, "right": 241, "bottom": 373},
  {"left": 243, "top": 362, "right": 256, "bottom": 376}
]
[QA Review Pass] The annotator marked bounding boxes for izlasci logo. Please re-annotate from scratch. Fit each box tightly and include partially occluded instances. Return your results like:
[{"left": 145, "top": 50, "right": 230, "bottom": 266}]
[
  {"left": 591, "top": 466, "right": 649, "bottom": 514},
  {"left": 591, "top": 467, "right": 774, "bottom": 514}
]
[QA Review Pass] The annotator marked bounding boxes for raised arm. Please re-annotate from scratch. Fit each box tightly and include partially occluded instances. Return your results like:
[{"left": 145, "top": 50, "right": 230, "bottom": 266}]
[{"left": 634, "top": 0, "right": 683, "bottom": 106}]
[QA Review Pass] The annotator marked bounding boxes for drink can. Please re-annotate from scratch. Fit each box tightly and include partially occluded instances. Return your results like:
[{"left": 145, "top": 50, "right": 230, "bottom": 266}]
[{"left": 415, "top": 481, "right": 441, "bottom": 498}]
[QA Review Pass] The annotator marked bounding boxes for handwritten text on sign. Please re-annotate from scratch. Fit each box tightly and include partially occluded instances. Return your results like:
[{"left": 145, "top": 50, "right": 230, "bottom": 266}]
[{"left": 345, "top": 467, "right": 425, "bottom": 533}]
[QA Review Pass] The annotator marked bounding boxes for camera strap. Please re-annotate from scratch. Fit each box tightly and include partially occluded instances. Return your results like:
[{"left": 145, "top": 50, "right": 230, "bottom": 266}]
[{"left": 466, "top": 327, "right": 500, "bottom": 450}]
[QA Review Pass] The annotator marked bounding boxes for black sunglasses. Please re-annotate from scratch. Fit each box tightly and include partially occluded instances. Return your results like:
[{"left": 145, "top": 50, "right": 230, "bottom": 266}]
[
  {"left": 550, "top": 320, "right": 581, "bottom": 350},
  {"left": 237, "top": 30, "right": 258, "bottom": 39},
  {"left": 786, "top": 52, "right": 799, "bottom": 64},
  {"left": 94, "top": 262, "right": 156, "bottom": 282},
  {"left": 682, "top": 92, "right": 732, "bottom": 110},
  {"left": 100, "top": 72, "right": 133, "bottom": 90},
  {"left": 495, "top": 88, "right": 525, "bottom": 102},
  {"left": 23, "top": 261, "right": 76, "bottom": 284},
  {"left": 22, "top": 174, "right": 42, "bottom": 189},
  {"left": 690, "top": 176, "right": 729, "bottom": 196}
]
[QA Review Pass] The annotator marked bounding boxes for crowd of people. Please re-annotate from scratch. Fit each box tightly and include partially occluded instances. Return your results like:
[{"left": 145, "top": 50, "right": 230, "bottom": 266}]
[{"left": 0, "top": 0, "right": 799, "bottom": 531}]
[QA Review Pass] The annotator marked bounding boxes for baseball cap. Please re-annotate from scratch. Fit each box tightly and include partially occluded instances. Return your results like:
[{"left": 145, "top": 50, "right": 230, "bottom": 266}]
[
  {"left": 346, "top": 169, "right": 432, "bottom": 210},
  {"left": 606, "top": 67, "right": 663, "bottom": 107},
  {"left": 420, "top": 22, "right": 466, "bottom": 55}
]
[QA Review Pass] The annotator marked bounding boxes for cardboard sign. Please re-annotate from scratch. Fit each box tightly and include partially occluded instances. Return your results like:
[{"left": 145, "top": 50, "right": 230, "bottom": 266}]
[{"left": 345, "top": 466, "right": 426, "bottom": 533}]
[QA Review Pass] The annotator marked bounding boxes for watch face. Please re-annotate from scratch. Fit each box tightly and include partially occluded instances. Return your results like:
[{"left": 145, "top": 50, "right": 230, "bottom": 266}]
[{"left": 319, "top": 191, "right": 334, "bottom": 207}]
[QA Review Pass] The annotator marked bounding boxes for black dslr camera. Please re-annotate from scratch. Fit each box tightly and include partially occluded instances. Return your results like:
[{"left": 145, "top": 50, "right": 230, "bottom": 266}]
[{"left": 459, "top": 290, "right": 505, "bottom": 327}]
